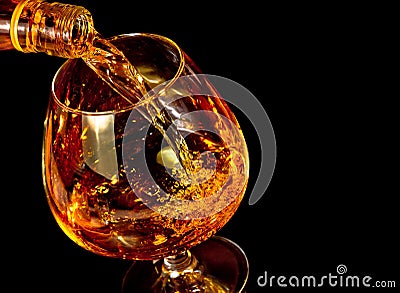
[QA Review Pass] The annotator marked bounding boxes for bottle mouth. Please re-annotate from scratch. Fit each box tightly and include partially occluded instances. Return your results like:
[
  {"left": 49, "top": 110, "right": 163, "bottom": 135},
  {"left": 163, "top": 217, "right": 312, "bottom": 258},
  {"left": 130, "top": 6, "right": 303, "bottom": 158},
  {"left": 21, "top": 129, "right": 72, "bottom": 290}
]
[
  {"left": 56, "top": 6, "right": 95, "bottom": 58},
  {"left": 10, "top": 0, "right": 95, "bottom": 58}
]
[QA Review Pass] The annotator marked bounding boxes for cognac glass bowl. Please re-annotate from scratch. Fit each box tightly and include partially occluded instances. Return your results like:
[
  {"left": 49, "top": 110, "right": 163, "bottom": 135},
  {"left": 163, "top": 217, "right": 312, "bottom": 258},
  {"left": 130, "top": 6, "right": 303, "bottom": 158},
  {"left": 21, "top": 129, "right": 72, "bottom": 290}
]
[{"left": 42, "top": 33, "right": 249, "bottom": 292}]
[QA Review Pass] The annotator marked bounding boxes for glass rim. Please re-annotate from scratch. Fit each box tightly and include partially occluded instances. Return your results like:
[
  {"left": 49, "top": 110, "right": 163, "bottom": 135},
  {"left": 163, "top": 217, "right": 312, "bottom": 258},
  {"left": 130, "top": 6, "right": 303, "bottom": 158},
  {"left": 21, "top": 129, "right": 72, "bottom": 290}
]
[{"left": 51, "top": 32, "right": 185, "bottom": 116}]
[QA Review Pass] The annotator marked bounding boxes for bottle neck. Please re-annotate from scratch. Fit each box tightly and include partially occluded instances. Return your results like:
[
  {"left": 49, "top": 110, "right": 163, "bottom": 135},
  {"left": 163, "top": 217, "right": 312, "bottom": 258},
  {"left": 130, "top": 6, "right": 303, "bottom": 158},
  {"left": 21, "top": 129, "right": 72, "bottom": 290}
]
[
  {"left": 6, "top": 0, "right": 95, "bottom": 58},
  {"left": 0, "top": 16, "right": 14, "bottom": 50}
]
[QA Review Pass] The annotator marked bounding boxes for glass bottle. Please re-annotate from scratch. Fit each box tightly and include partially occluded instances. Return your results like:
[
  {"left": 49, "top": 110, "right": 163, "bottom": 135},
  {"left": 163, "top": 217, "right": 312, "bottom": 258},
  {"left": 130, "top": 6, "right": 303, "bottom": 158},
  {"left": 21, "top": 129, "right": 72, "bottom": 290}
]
[{"left": 0, "top": 0, "right": 94, "bottom": 58}]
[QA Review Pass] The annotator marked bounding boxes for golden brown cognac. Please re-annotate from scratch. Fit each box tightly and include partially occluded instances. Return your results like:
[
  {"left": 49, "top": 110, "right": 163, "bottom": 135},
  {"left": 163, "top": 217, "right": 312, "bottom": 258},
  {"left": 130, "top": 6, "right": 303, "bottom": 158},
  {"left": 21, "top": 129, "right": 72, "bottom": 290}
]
[
  {"left": 43, "top": 35, "right": 250, "bottom": 261},
  {"left": 0, "top": 0, "right": 94, "bottom": 57},
  {"left": 45, "top": 80, "right": 248, "bottom": 260}
]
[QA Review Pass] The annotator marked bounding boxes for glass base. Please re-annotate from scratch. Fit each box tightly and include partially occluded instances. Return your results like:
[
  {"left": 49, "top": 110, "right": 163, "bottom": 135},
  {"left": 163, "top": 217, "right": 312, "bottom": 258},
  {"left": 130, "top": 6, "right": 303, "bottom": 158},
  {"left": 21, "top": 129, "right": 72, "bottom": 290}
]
[{"left": 121, "top": 236, "right": 249, "bottom": 293}]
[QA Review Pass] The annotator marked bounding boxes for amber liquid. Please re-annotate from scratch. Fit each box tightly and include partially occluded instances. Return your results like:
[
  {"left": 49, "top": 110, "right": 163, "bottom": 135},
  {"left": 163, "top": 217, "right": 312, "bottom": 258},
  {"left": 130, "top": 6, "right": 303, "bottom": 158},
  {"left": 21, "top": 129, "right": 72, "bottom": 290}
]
[
  {"left": 82, "top": 33, "right": 148, "bottom": 105},
  {"left": 43, "top": 33, "right": 249, "bottom": 260}
]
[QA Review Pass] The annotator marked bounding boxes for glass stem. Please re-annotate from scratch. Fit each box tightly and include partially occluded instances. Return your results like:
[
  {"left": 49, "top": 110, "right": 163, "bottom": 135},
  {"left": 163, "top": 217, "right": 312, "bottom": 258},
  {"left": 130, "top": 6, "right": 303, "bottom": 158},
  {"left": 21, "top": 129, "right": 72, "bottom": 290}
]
[{"left": 161, "top": 250, "right": 207, "bottom": 292}]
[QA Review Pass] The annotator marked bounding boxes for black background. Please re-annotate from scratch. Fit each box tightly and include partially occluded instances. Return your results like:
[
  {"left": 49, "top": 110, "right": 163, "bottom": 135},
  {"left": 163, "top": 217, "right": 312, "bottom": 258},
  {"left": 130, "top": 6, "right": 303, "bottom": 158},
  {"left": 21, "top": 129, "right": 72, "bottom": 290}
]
[{"left": 2, "top": 1, "right": 397, "bottom": 292}]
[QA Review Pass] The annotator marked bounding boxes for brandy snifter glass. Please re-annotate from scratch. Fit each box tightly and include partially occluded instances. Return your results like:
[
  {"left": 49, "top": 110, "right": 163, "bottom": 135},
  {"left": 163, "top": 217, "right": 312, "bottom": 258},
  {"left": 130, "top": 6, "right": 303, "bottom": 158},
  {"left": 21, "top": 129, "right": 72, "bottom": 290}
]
[{"left": 42, "top": 33, "right": 250, "bottom": 292}]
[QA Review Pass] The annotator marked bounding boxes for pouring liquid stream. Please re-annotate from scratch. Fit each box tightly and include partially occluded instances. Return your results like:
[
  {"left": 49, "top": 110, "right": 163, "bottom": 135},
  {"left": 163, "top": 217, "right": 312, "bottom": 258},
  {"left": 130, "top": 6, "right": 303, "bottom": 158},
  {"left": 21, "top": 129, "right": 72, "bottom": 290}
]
[{"left": 81, "top": 32, "right": 194, "bottom": 173}]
